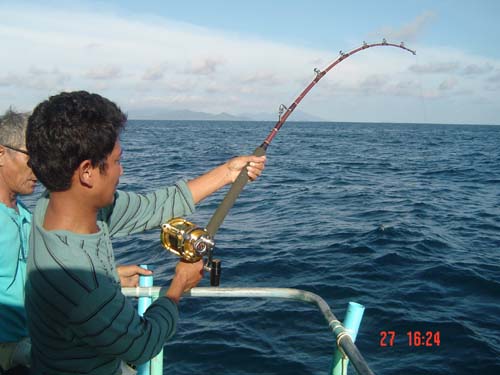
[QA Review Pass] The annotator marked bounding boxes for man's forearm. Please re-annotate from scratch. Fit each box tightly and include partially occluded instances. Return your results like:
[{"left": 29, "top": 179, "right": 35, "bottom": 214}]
[{"left": 186, "top": 163, "right": 232, "bottom": 204}]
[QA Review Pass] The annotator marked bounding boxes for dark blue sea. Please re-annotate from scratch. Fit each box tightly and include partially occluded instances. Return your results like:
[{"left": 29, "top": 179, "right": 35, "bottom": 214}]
[{"left": 26, "top": 120, "right": 500, "bottom": 374}]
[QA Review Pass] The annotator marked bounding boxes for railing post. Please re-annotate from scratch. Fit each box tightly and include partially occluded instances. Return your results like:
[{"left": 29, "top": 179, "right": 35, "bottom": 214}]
[
  {"left": 330, "top": 302, "right": 365, "bottom": 375},
  {"left": 150, "top": 339, "right": 164, "bottom": 375},
  {"left": 137, "top": 265, "right": 153, "bottom": 375}
]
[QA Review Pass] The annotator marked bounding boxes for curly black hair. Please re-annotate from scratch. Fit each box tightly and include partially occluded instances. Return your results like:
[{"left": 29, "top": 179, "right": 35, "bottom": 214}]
[{"left": 26, "top": 91, "right": 127, "bottom": 191}]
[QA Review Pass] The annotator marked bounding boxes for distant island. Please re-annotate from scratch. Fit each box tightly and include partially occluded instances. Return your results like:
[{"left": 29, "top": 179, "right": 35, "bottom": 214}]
[{"left": 128, "top": 108, "right": 326, "bottom": 122}]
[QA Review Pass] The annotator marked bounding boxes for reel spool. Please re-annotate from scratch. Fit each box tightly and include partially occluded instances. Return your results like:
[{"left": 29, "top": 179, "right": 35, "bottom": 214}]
[{"left": 161, "top": 218, "right": 214, "bottom": 263}]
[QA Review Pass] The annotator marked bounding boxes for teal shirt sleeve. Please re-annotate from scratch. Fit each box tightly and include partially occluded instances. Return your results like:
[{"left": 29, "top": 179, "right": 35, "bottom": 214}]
[{"left": 101, "top": 180, "right": 195, "bottom": 238}]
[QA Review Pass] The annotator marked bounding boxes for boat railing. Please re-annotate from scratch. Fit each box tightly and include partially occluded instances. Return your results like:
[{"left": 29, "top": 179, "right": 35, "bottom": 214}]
[{"left": 122, "top": 286, "right": 375, "bottom": 375}]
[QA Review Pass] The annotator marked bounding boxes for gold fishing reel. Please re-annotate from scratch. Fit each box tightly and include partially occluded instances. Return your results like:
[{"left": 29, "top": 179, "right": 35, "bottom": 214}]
[{"left": 161, "top": 218, "right": 215, "bottom": 263}]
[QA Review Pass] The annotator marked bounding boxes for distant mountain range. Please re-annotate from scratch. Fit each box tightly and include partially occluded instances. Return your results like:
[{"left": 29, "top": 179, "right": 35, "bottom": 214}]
[{"left": 128, "top": 108, "right": 326, "bottom": 122}]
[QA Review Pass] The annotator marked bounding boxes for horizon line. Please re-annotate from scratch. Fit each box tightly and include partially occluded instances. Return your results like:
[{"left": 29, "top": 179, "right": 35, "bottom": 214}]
[{"left": 126, "top": 119, "right": 500, "bottom": 126}]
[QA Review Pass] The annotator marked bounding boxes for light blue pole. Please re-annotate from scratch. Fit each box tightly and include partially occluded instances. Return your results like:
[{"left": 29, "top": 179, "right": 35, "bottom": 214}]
[
  {"left": 150, "top": 348, "right": 164, "bottom": 375},
  {"left": 343, "top": 302, "right": 365, "bottom": 342},
  {"left": 137, "top": 265, "right": 153, "bottom": 375},
  {"left": 330, "top": 301, "right": 365, "bottom": 375}
]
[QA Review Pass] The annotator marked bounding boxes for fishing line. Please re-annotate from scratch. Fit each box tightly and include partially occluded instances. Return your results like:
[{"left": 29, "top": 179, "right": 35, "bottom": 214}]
[
  {"left": 414, "top": 52, "right": 429, "bottom": 125},
  {"left": 160, "top": 39, "right": 416, "bottom": 285}
]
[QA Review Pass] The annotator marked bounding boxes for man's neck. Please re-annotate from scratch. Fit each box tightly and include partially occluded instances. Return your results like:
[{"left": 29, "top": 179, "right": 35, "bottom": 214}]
[
  {"left": 0, "top": 186, "right": 17, "bottom": 210},
  {"left": 44, "top": 191, "right": 100, "bottom": 234}
]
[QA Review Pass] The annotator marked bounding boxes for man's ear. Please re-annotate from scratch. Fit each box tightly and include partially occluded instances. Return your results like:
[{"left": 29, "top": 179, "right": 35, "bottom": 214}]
[{"left": 78, "top": 160, "right": 94, "bottom": 188}]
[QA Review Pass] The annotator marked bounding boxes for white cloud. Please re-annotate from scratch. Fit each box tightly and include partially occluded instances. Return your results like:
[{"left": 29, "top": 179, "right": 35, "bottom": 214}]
[
  {"left": 84, "top": 66, "right": 122, "bottom": 80},
  {"left": 185, "top": 58, "right": 224, "bottom": 75},
  {"left": 490, "top": 70, "right": 500, "bottom": 83},
  {"left": 439, "top": 78, "right": 458, "bottom": 91},
  {"left": 359, "top": 74, "right": 388, "bottom": 90},
  {"left": 409, "top": 62, "right": 460, "bottom": 74},
  {"left": 461, "top": 63, "right": 494, "bottom": 76},
  {"left": 0, "top": 74, "right": 21, "bottom": 87},
  {"left": 0, "top": 68, "right": 70, "bottom": 89},
  {"left": 370, "top": 11, "right": 436, "bottom": 42},
  {"left": 240, "top": 72, "right": 282, "bottom": 85},
  {"left": 142, "top": 63, "right": 169, "bottom": 81}
]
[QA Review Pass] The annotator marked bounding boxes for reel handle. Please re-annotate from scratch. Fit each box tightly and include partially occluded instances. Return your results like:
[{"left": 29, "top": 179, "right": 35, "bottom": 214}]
[{"left": 207, "top": 259, "right": 221, "bottom": 287}]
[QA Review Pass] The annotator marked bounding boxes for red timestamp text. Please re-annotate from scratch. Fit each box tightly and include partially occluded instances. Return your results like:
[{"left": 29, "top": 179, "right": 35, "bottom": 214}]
[{"left": 379, "top": 330, "right": 440, "bottom": 347}]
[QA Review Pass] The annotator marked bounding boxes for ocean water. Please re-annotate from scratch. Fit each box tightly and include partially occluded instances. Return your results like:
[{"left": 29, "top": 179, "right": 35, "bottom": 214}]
[{"left": 26, "top": 120, "right": 500, "bottom": 374}]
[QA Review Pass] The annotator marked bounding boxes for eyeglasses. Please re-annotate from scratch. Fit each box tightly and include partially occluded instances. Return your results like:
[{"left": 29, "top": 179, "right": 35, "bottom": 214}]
[{"left": 1, "top": 144, "right": 29, "bottom": 156}]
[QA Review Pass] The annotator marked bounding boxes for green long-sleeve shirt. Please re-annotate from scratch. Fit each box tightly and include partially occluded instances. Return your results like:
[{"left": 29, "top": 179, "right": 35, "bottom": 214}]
[{"left": 26, "top": 181, "right": 195, "bottom": 375}]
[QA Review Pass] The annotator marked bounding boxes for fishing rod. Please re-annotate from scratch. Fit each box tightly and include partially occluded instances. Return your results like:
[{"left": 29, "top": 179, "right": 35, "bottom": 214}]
[{"left": 161, "top": 39, "right": 416, "bottom": 285}]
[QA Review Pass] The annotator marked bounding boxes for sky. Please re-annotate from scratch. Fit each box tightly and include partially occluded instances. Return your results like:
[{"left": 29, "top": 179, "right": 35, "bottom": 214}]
[{"left": 1, "top": 0, "right": 499, "bottom": 125}]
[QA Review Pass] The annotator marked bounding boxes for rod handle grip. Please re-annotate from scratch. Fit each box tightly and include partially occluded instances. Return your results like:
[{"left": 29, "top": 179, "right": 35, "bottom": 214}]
[{"left": 205, "top": 145, "right": 266, "bottom": 236}]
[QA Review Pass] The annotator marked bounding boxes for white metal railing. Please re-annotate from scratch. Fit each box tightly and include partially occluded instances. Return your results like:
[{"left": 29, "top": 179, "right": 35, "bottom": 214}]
[{"left": 122, "top": 286, "right": 374, "bottom": 375}]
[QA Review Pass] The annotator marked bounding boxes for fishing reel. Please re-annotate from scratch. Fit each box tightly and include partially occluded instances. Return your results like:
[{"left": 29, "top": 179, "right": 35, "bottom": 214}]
[{"left": 161, "top": 218, "right": 221, "bottom": 286}]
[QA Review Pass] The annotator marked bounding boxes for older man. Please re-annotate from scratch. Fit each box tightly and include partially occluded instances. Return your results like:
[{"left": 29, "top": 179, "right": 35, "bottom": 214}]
[{"left": 0, "top": 110, "right": 35, "bottom": 374}]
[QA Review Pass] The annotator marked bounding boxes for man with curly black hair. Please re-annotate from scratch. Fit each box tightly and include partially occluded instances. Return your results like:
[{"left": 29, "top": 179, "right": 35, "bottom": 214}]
[
  {"left": 0, "top": 107, "right": 166, "bottom": 375},
  {"left": 25, "top": 91, "right": 265, "bottom": 375}
]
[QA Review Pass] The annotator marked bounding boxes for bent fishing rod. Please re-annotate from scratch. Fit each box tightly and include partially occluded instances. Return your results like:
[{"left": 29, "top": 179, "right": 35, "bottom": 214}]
[{"left": 161, "top": 40, "right": 416, "bottom": 285}]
